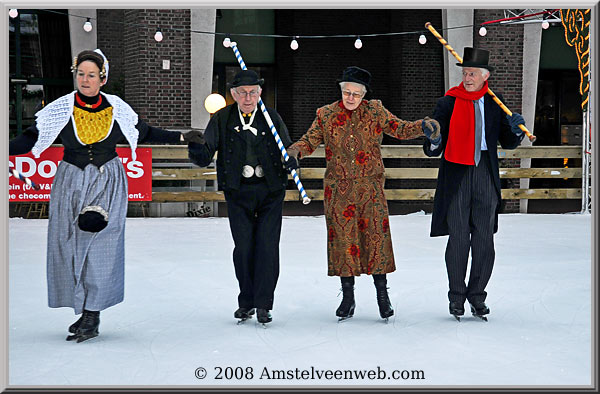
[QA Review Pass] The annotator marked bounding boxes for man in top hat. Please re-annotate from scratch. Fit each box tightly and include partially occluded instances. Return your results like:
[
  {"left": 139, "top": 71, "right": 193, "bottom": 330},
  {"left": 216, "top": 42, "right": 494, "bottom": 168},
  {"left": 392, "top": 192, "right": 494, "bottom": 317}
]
[
  {"left": 287, "top": 66, "right": 440, "bottom": 321},
  {"left": 423, "top": 47, "right": 526, "bottom": 321},
  {"left": 188, "top": 69, "right": 298, "bottom": 325}
]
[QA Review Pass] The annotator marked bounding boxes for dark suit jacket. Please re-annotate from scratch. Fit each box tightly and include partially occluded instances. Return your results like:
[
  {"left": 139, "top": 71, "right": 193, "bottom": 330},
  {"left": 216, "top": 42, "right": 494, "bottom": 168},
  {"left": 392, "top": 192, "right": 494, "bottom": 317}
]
[
  {"left": 188, "top": 104, "right": 292, "bottom": 193},
  {"left": 423, "top": 94, "right": 524, "bottom": 236}
]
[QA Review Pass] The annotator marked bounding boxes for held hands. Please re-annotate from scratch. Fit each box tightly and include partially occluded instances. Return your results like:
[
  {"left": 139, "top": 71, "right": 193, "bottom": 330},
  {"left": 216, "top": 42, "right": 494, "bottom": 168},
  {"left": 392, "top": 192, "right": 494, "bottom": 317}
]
[
  {"left": 284, "top": 148, "right": 300, "bottom": 173},
  {"left": 507, "top": 113, "right": 526, "bottom": 135},
  {"left": 181, "top": 128, "right": 205, "bottom": 144},
  {"left": 284, "top": 156, "right": 299, "bottom": 173},
  {"left": 422, "top": 117, "right": 441, "bottom": 144}
]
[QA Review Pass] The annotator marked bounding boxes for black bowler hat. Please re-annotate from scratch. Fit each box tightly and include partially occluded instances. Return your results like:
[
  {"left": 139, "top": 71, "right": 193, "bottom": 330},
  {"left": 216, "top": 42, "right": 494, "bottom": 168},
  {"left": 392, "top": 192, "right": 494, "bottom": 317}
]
[
  {"left": 337, "top": 66, "right": 372, "bottom": 93},
  {"left": 229, "top": 70, "right": 264, "bottom": 88},
  {"left": 457, "top": 47, "right": 495, "bottom": 71}
]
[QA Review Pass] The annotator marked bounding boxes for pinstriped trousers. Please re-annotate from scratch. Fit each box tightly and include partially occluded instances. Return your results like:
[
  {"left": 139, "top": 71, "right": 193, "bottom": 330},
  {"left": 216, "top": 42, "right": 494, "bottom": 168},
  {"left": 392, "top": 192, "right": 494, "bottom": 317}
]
[{"left": 445, "top": 152, "right": 498, "bottom": 305}]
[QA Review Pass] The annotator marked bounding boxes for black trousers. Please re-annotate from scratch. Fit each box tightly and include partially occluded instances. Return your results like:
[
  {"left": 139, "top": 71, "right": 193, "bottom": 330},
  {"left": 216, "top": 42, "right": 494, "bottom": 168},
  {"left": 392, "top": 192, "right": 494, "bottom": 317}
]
[
  {"left": 224, "top": 180, "right": 285, "bottom": 310},
  {"left": 445, "top": 152, "right": 498, "bottom": 305}
]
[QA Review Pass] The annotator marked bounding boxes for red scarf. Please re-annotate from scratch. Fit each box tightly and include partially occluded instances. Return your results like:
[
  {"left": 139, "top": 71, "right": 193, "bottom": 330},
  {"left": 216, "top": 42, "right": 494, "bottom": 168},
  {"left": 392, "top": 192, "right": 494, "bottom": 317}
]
[{"left": 444, "top": 81, "right": 488, "bottom": 165}]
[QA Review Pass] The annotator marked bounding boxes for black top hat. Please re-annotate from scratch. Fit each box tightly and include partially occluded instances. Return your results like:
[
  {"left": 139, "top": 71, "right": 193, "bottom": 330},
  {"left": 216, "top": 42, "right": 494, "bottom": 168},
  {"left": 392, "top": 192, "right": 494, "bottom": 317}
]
[
  {"left": 457, "top": 47, "right": 494, "bottom": 71},
  {"left": 229, "top": 70, "right": 264, "bottom": 88},
  {"left": 337, "top": 66, "right": 372, "bottom": 92}
]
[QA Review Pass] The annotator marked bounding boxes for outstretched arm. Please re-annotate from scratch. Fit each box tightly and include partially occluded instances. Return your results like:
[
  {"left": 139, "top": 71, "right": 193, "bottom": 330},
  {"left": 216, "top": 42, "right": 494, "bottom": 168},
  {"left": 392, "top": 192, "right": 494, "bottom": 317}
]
[
  {"left": 287, "top": 109, "right": 325, "bottom": 160},
  {"left": 136, "top": 120, "right": 182, "bottom": 144},
  {"left": 9, "top": 125, "right": 40, "bottom": 156},
  {"left": 188, "top": 115, "right": 219, "bottom": 168},
  {"left": 423, "top": 97, "right": 451, "bottom": 157}
]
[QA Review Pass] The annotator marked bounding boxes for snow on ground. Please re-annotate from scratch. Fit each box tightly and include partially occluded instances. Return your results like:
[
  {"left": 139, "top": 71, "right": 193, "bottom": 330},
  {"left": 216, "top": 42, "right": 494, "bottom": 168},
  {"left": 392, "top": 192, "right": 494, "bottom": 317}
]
[{"left": 7, "top": 213, "right": 592, "bottom": 388}]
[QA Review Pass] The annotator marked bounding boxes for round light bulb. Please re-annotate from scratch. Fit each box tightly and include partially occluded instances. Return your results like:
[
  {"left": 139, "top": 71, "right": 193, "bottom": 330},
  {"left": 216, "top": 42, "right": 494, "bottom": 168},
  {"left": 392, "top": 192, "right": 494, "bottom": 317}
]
[
  {"left": 9, "top": 9, "right": 18, "bottom": 18},
  {"left": 223, "top": 37, "right": 231, "bottom": 47},
  {"left": 204, "top": 93, "right": 226, "bottom": 114},
  {"left": 83, "top": 20, "right": 93, "bottom": 32},
  {"left": 354, "top": 37, "right": 362, "bottom": 49},
  {"left": 154, "top": 30, "right": 163, "bottom": 42},
  {"left": 542, "top": 21, "right": 550, "bottom": 29},
  {"left": 479, "top": 26, "right": 487, "bottom": 36},
  {"left": 290, "top": 39, "right": 299, "bottom": 50},
  {"left": 418, "top": 34, "right": 427, "bottom": 45}
]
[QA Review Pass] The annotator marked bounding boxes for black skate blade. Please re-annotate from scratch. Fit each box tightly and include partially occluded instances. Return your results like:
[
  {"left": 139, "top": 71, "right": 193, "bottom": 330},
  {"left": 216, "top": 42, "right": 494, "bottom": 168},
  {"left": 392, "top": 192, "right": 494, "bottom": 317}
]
[
  {"left": 473, "top": 314, "right": 488, "bottom": 322},
  {"left": 66, "top": 334, "right": 79, "bottom": 341},
  {"left": 75, "top": 332, "right": 99, "bottom": 343},
  {"left": 452, "top": 315, "right": 461, "bottom": 322},
  {"left": 236, "top": 317, "right": 252, "bottom": 325},
  {"left": 337, "top": 315, "right": 353, "bottom": 322}
]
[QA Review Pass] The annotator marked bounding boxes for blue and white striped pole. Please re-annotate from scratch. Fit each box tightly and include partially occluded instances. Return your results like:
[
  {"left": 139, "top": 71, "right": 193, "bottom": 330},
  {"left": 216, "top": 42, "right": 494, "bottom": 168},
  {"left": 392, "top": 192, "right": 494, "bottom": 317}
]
[
  {"left": 230, "top": 42, "right": 311, "bottom": 205},
  {"left": 9, "top": 167, "right": 41, "bottom": 190}
]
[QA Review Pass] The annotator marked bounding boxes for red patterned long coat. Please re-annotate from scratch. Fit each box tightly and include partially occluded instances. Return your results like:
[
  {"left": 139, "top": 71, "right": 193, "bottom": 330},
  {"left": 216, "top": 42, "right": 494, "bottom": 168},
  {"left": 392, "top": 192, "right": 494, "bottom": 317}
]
[{"left": 289, "top": 100, "right": 425, "bottom": 277}]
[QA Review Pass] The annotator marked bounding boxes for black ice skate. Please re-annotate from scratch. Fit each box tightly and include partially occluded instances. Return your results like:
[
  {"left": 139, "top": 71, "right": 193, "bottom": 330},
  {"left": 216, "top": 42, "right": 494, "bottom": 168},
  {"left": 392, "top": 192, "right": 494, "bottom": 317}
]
[
  {"left": 67, "top": 310, "right": 100, "bottom": 343},
  {"left": 256, "top": 309, "right": 272, "bottom": 328},
  {"left": 449, "top": 301, "right": 465, "bottom": 322},
  {"left": 469, "top": 301, "right": 490, "bottom": 322},
  {"left": 234, "top": 307, "right": 255, "bottom": 324},
  {"left": 336, "top": 282, "right": 355, "bottom": 322},
  {"left": 374, "top": 279, "right": 394, "bottom": 322}
]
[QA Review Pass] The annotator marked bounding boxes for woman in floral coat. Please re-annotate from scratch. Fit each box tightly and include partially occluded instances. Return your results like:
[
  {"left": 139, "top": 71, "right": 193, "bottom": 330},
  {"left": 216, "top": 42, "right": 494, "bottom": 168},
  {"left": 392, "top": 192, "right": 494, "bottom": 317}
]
[{"left": 287, "top": 66, "right": 440, "bottom": 321}]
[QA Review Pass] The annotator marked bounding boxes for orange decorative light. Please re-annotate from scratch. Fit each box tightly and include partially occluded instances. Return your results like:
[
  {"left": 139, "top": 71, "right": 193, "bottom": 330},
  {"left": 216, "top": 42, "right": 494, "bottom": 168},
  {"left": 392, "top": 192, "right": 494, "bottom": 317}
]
[{"left": 560, "top": 9, "right": 590, "bottom": 111}]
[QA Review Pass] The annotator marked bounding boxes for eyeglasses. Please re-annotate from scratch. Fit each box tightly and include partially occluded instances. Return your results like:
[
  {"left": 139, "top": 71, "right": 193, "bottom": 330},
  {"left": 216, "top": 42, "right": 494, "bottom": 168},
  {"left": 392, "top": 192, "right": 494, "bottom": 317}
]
[
  {"left": 235, "top": 89, "right": 259, "bottom": 98},
  {"left": 341, "top": 90, "right": 364, "bottom": 99}
]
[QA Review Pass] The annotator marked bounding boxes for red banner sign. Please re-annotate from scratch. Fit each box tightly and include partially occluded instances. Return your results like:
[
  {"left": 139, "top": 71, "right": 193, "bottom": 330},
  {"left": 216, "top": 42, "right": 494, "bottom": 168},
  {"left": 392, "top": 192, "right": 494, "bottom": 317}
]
[{"left": 9, "top": 147, "right": 153, "bottom": 201}]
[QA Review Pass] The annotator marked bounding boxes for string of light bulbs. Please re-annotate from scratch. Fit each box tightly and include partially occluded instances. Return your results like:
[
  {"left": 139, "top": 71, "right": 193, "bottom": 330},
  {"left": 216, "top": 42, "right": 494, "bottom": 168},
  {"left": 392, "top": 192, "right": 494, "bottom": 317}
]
[{"left": 9, "top": 8, "right": 559, "bottom": 49}]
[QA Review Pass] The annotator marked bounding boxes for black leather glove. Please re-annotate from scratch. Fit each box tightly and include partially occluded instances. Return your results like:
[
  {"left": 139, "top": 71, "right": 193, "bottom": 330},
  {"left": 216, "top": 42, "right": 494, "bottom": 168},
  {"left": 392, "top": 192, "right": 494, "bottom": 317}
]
[
  {"left": 284, "top": 156, "right": 299, "bottom": 173},
  {"left": 182, "top": 128, "right": 205, "bottom": 144},
  {"left": 507, "top": 113, "right": 525, "bottom": 135},
  {"left": 422, "top": 117, "right": 441, "bottom": 144}
]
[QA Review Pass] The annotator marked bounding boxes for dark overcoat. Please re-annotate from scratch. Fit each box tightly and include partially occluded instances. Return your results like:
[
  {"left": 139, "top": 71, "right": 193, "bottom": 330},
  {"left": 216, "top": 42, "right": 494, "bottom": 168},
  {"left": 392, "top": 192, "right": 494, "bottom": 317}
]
[
  {"left": 188, "top": 103, "right": 291, "bottom": 193},
  {"left": 423, "top": 94, "right": 524, "bottom": 237}
]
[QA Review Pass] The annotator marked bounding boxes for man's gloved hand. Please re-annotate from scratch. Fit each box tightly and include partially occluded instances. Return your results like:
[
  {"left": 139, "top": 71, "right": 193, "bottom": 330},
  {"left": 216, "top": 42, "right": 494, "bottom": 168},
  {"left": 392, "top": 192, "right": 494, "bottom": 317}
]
[
  {"left": 422, "top": 116, "right": 441, "bottom": 144},
  {"left": 181, "top": 128, "right": 205, "bottom": 144},
  {"left": 284, "top": 156, "right": 299, "bottom": 173},
  {"left": 507, "top": 113, "right": 525, "bottom": 135},
  {"left": 284, "top": 148, "right": 300, "bottom": 173}
]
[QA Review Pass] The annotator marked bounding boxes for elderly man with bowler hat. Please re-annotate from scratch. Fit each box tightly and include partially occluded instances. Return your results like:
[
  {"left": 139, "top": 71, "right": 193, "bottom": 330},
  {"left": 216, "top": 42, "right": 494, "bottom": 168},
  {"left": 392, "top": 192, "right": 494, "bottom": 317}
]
[
  {"left": 188, "top": 70, "right": 297, "bottom": 325},
  {"left": 287, "top": 66, "right": 440, "bottom": 322},
  {"left": 423, "top": 48, "right": 526, "bottom": 321}
]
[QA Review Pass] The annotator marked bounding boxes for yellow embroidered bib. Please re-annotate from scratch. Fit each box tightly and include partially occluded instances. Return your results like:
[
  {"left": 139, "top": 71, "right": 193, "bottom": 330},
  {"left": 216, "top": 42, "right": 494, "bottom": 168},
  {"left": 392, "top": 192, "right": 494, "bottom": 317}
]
[{"left": 73, "top": 106, "right": 113, "bottom": 144}]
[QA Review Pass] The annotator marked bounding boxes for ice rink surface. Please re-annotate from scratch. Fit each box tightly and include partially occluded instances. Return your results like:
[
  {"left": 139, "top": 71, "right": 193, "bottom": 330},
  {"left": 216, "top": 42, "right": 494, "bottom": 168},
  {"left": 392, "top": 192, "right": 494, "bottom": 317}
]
[{"left": 8, "top": 213, "right": 593, "bottom": 388}]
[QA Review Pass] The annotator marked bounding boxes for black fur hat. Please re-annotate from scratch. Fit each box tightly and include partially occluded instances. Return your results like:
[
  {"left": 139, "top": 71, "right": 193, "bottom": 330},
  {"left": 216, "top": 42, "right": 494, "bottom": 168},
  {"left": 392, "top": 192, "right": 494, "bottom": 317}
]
[{"left": 337, "top": 66, "right": 372, "bottom": 93}]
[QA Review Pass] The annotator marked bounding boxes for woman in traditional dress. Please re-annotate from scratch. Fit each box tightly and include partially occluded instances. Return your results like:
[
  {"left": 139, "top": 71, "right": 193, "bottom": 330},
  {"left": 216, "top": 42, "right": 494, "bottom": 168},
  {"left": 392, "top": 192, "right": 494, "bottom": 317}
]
[
  {"left": 287, "top": 66, "right": 440, "bottom": 321},
  {"left": 9, "top": 49, "right": 202, "bottom": 342}
]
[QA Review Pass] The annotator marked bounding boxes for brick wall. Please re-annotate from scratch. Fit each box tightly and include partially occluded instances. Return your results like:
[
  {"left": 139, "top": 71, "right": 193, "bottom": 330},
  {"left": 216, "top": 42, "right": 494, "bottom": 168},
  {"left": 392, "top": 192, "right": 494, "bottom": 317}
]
[
  {"left": 275, "top": 9, "right": 443, "bottom": 141},
  {"left": 122, "top": 9, "right": 191, "bottom": 129},
  {"left": 275, "top": 9, "right": 444, "bottom": 213},
  {"left": 474, "top": 10, "right": 524, "bottom": 213},
  {"left": 97, "top": 9, "right": 124, "bottom": 96}
]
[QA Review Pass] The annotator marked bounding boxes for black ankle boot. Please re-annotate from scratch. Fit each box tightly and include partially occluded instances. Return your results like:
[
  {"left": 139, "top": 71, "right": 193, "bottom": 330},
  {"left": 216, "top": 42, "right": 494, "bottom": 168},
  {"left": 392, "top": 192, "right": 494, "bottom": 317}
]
[
  {"left": 336, "top": 278, "right": 355, "bottom": 318},
  {"left": 374, "top": 279, "right": 394, "bottom": 319},
  {"left": 72, "top": 310, "right": 100, "bottom": 343}
]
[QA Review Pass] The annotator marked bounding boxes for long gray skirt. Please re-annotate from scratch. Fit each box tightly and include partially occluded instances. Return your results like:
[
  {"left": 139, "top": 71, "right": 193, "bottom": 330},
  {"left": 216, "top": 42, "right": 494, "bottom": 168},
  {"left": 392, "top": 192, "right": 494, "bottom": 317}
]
[{"left": 47, "top": 156, "right": 128, "bottom": 315}]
